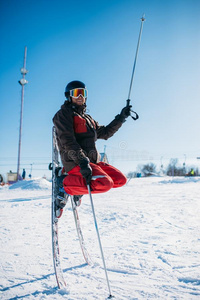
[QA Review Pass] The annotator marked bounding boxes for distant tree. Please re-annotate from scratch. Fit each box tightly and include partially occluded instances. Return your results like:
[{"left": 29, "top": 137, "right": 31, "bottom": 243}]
[
  {"left": 126, "top": 171, "right": 136, "bottom": 184},
  {"left": 127, "top": 171, "right": 135, "bottom": 179},
  {"left": 166, "top": 158, "right": 177, "bottom": 176},
  {"left": 141, "top": 163, "right": 157, "bottom": 177},
  {"left": 195, "top": 168, "right": 199, "bottom": 176},
  {"left": 166, "top": 158, "right": 185, "bottom": 176}
]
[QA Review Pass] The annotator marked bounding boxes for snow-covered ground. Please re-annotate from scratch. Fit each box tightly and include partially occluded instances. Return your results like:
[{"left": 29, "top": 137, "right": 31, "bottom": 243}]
[{"left": 0, "top": 176, "right": 200, "bottom": 300}]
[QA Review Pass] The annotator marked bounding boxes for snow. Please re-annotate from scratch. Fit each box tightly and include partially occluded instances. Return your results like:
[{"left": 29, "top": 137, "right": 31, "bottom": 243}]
[
  {"left": 0, "top": 177, "right": 200, "bottom": 299},
  {"left": 8, "top": 178, "right": 52, "bottom": 190}
]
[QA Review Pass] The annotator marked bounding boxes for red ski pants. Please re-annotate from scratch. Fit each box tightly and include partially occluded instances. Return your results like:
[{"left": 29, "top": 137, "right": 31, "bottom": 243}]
[{"left": 63, "top": 162, "right": 127, "bottom": 195}]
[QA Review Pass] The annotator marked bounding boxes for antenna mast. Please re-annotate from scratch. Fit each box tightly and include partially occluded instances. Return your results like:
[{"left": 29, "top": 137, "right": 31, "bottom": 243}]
[{"left": 17, "top": 46, "right": 28, "bottom": 181}]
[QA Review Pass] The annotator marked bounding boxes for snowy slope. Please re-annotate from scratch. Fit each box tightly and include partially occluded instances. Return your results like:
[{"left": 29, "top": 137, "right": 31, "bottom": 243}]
[{"left": 0, "top": 177, "right": 200, "bottom": 300}]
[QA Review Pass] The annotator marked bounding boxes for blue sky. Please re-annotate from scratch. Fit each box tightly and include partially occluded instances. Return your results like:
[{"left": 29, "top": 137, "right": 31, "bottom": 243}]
[{"left": 0, "top": 0, "right": 200, "bottom": 179}]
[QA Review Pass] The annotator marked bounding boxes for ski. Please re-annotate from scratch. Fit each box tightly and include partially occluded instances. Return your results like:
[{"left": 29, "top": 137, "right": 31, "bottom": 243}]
[
  {"left": 70, "top": 195, "right": 92, "bottom": 265},
  {"left": 51, "top": 126, "right": 66, "bottom": 288},
  {"left": 51, "top": 126, "right": 91, "bottom": 289}
]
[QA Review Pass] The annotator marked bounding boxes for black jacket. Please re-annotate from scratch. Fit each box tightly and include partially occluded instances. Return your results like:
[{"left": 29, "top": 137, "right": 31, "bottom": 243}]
[{"left": 53, "top": 101, "right": 123, "bottom": 172}]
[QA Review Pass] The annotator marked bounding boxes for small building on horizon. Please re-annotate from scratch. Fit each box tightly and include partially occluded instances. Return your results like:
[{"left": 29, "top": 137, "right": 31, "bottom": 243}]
[{"left": 7, "top": 171, "right": 18, "bottom": 184}]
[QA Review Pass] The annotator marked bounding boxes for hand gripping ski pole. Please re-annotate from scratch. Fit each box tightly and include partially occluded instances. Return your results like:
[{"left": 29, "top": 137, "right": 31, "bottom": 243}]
[
  {"left": 127, "top": 15, "right": 145, "bottom": 121},
  {"left": 87, "top": 185, "right": 113, "bottom": 298}
]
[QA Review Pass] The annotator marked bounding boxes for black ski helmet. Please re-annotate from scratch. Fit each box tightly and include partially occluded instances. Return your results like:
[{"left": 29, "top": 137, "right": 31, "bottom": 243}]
[{"left": 65, "top": 80, "right": 86, "bottom": 99}]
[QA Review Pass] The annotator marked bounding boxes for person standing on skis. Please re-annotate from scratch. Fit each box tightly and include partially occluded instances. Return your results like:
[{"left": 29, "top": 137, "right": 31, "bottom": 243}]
[{"left": 53, "top": 80, "right": 132, "bottom": 215}]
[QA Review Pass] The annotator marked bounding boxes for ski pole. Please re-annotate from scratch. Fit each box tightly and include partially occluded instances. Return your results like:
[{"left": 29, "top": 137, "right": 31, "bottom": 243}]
[
  {"left": 127, "top": 15, "right": 145, "bottom": 120},
  {"left": 87, "top": 184, "right": 113, "bottom": 298}
]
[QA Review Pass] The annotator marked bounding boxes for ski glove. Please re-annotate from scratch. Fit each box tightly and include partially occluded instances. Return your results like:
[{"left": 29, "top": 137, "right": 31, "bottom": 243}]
[
  {"left": 79, "top": 157, "right": 92, "bottom": 185},
  {"left": 115, "top": 104, "right": 132, "bottom": 123}
]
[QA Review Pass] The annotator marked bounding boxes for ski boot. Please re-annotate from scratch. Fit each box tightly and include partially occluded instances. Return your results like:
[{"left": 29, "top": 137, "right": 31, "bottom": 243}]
[
  {"left": 55, "top": 174, "right": 69, "bottom": 218},
  {"left": 73, "top": 195, "right": 83, "bottom": 207}
]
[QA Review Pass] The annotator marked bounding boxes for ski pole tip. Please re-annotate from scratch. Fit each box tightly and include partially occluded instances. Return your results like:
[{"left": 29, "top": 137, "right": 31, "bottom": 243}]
[
  {"left": 141, "top": 14, "right": 146, "bottom": 22},
  {"left": 108, "top": 295, "right": 114, "bottom": 299}
]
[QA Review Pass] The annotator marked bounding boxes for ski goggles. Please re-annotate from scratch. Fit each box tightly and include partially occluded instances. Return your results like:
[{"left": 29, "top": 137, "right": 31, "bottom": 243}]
[{"left": 69, "top": 88, "right": 88, "bottom": 98}]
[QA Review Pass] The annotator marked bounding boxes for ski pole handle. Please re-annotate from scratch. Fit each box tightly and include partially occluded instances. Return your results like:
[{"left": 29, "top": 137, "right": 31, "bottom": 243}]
[
  {"left": 126, "top": 99, "right": 131, "bottom": 107},
  {"left": 126, "top": 99, "right": 139, "bottom": 121},
  {"left": 131, "top": 109, "right": 139, "bottom": 121}
]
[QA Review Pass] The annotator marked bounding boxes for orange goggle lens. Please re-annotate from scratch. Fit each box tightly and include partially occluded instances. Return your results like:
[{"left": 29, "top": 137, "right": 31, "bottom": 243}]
[{"left": 70, "top": 88, "right": 88, "bottom": 98}]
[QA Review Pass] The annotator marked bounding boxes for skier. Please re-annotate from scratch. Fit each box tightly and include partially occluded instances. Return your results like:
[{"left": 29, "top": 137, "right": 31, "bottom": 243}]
[
  {"left": 53, "top": 80, "right": 132, "bottom": 216},
  {"left": 0, "top": 174, "right": 3, "bottom": 184},
  {"left": 22, "top": 169, "right": 26, "bottom": 180}
]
